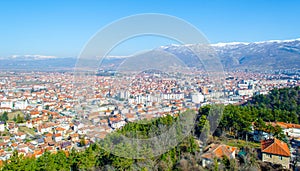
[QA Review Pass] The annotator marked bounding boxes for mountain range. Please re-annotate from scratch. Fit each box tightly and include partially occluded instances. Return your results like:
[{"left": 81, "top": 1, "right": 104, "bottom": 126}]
[
  {"left": 159, "top": 38, "right": 300, "bottom": 71},
  {"left": 1, "top": 38, "right": 300, "bottom": 71}
]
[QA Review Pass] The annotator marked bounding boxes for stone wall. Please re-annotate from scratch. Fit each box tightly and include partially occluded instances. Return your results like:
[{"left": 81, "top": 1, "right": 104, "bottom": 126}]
[{"left": 262, "top": 152, "right": 290, "bottom": 169}]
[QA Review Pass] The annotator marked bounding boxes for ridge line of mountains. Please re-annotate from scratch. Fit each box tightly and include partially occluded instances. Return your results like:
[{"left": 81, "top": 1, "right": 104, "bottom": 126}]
[{"left": 1, "top": 38, "right": 300, "bottom": 71}]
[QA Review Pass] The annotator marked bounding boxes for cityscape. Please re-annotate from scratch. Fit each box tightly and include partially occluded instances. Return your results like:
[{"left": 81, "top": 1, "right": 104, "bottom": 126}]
[
  {"left": 0, "top": 68, "right": 300, "bottom": 170},
  {"left": 1, "top": 0, "right": 300, "bottom": 170}
]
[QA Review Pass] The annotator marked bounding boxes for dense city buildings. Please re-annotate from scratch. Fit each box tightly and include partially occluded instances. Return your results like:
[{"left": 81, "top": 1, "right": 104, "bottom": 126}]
[{"left": 0, "top": 70, "right": 299, "bottom": 168}]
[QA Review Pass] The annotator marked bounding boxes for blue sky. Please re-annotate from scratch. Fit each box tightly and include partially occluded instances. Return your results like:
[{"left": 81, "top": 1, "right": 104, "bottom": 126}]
[{"left": 0, "top": 0, "right": 299, "bottom": 57}]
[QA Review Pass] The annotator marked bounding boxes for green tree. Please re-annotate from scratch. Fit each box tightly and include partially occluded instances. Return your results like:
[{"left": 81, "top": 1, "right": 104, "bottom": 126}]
[
  {"left": 1, "top": 111, "right": 8, "bottom": 122},
  {"left": 254, "top": 118, "right": 266, "bottom": 131},
  {"left": 16, "top": 114, "right": 24, "bottom": 123}
]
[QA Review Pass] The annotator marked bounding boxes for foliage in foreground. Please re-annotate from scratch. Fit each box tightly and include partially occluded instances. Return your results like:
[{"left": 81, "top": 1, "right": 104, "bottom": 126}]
[{"left": 1, "top": 113, "right": 200, "bottom": 171}]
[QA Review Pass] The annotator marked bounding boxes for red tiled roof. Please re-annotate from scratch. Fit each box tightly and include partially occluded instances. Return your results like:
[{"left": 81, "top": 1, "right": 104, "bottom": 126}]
[
  {"left": 265, "top": 121, "right": 300, "bottom": 130},
  {"left": 55, "top": 127, "right": 65, "bottom": 131},
  {"left": 45, "top": 133, "right": 53, "bottom": 137},
  {"left": 34, "top": 150, "right": 43, "bottom": 157},
  {"left": 109, "top": 117, "right": 121, "bottom": 122},
  {"left": 275, "top": 122, "right": 289, "bottom": 129},
  {"left": 54, "top": 133, "right": 62, "bottom": 137},
  {"left": 201, "top": 144, "right": 237, "bottom": 160},
  {"left": 261, "top": 138, "right": 290, "bottom": 157},
  {"left": 30, "top": 110, "right": 40, "bottom": 115},
  {"left": 70, "top": 133, "right": 78, "bottom": 137},
  {"left": 46, "top": 146, "right": 54, "bottom": 151},
  {"left": 11, "top": 143, "right": 18, "bottom": 147}
]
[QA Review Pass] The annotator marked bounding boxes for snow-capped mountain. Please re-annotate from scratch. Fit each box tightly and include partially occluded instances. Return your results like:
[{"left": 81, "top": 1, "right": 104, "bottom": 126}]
[{"left": 158, "top": 38, "right": 300, "bottom": 71}]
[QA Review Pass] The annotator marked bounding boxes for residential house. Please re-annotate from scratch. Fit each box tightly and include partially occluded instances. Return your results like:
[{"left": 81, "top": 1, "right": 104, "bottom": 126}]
[
  {"left": 110, "top": 120, "right": 126, "bottom": 129},
  {"left": 6, "top": 122, "right": 18, "bottom": 134},
  {"left": 54, "top": 133, "right": 63, "bottom": 142},
  {"left": 15, "top": 132, "right": 26, "bottom": 140},
  {"left": 2, "top": 136, "right": 10, "bottom": 143},
  {"left": 26, "top": 120, "right": 33, "bottom": 129},
  {"left": 201, "top": 143, "right": 237, "bottom": 168},
  {"left": 17, "top": 144, "right": 29, "bottom": 153},
  {"left": 261, "top": 138, "right": 291, "bottom": 169},
  {"left": 55, "top": 127, "right": 66, "bottom": 135},
  {"left": 34, "top": 149, "right": 43, "bottom": 158},
  {"left": 44, "top": 133, "right": 54, "bottom": 145},
  {"left": 45, "top": 146, "right": 55, "bottom": 153},
  {"left": 70, "top": 133, "right": 79, "bottom": 142},
  {"left": 49, "top": 112, "right": 59, "bottom": 119},
  {"left": 10, "top": 143, "right": 18, "bottom": 151},
  {"left": 30, "top": 110, "right": 40, "bottom": 119},
  {"left": 78, "top": 127, "right": 89, "bottom": 135},
  {"left": 38, "top": 124, "right": 52, "bottom": 134},
  {"left": 109, "top": 116, "right": 126, "bottom": 129},
  {"left": 32, "top": 118, "right": 43, "bottom": 128},
  {"left": 279, "top": 122, "right": 300, "bottom": 138}
]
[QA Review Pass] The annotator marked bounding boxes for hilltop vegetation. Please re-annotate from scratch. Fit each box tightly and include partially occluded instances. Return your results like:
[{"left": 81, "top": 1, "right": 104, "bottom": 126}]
[
  {"left": 1, "top": 112, "right": 200, "bottom": 171},
  {"left": 247, "top": 86, "right": 300, "bottom": 122},
  {"left": 196, "top": 86, "right": 300, "bottom": 141}
]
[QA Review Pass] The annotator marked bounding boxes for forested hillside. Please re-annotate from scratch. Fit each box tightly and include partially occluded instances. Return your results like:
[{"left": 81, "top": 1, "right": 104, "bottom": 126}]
[
  {"left": 197, "top": 86, "right": 300, "bottom": 141},
  {"left": 248, "top": 86, "right": 300, "bottom": 122}
]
